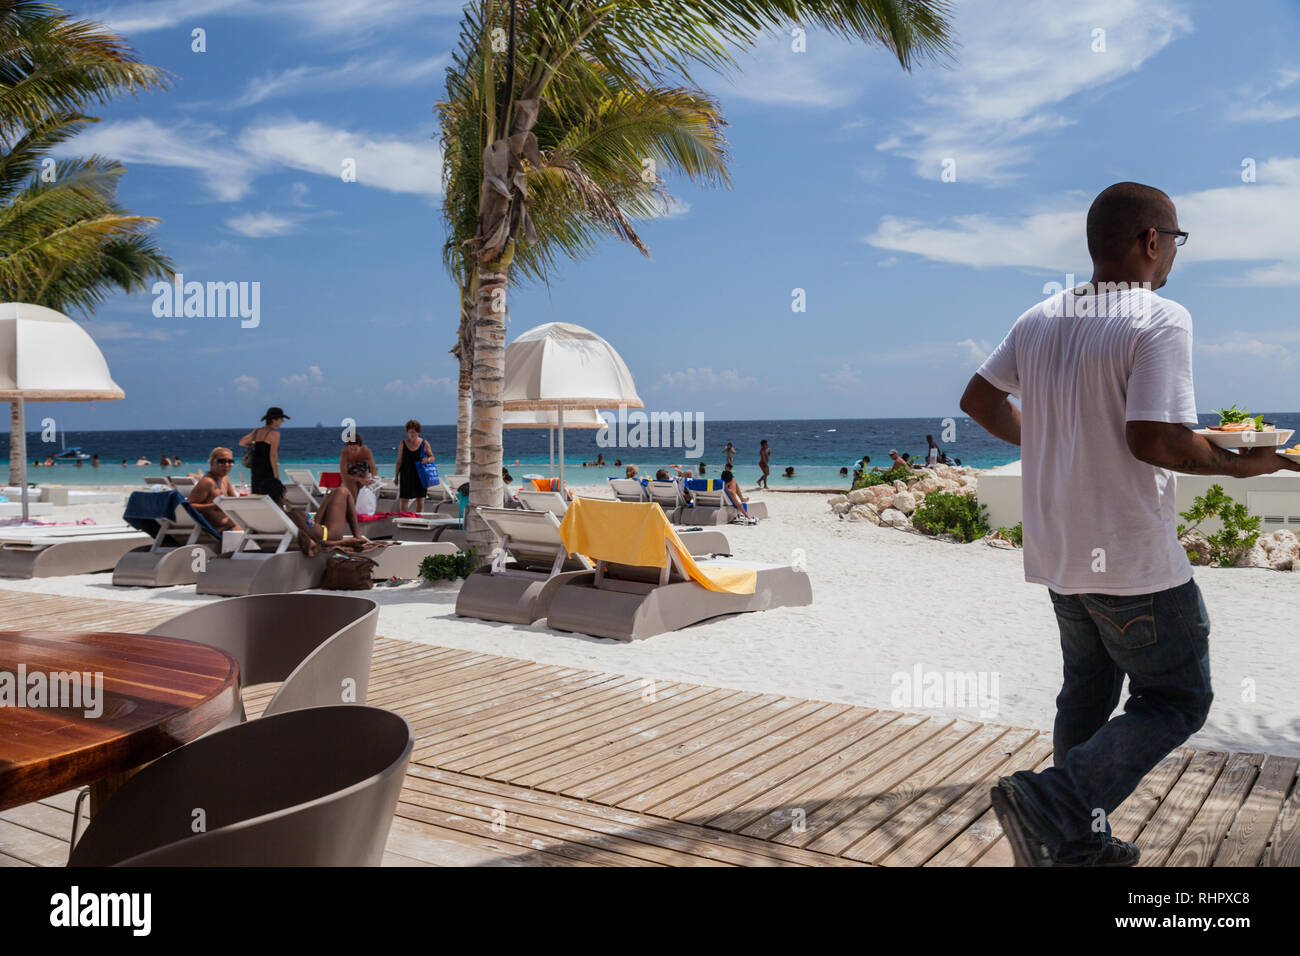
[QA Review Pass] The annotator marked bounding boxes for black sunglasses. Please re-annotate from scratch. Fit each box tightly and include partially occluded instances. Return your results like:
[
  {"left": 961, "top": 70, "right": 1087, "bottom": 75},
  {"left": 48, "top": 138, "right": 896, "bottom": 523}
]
[
  {"left": 1143, "top": 226, "right": 1188, "bottom": 246},
  {"left": 215, "top": 458, "right": 234, "bottom": 465}
]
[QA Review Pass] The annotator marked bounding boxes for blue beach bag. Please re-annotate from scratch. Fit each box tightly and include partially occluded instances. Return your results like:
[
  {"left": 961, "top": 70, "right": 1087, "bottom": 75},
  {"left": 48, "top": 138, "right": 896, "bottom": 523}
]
[{"left": 417, "top": 461, "right": 440, "bottom": 488}]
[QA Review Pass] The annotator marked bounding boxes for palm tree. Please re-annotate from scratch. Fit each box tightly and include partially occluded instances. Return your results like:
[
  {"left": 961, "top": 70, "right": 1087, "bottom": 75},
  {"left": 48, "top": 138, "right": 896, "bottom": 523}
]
[
  {"left": 437, "top": 6, "right": 729, "bottom": 485},
  {"left": 446, "top": 0, "right": 954, "bottom": 559},
  {"left": 0, "top": 2, "right": 170, "bottom": 484}
]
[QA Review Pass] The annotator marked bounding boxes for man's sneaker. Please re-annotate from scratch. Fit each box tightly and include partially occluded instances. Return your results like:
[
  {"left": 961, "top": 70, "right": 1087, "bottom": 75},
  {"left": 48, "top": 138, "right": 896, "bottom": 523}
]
[
  {"left": 989, "top": 779, "right": 1053, "bottom": 867},
  {"left": 1051, "top": 836, "right": 1141, "bottom": 868}
]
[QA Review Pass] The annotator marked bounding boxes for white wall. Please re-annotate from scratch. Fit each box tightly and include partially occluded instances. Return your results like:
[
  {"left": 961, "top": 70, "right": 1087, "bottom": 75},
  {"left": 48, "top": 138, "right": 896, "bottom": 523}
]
[{"left": 977, "top": 460, "right": 1300, "bottom": 535}]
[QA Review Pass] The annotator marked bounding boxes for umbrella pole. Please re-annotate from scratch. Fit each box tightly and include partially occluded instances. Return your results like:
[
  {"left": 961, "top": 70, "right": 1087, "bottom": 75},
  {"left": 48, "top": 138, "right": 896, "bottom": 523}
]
[
  {"left": 549, "top": 428, "right": 554, "bottom": 480},
  {"left": 558, "top": 407, "right": 566, "bottom": 494},
  {"left": 16, "top": 398, "right": 28, "bottom": 523}
]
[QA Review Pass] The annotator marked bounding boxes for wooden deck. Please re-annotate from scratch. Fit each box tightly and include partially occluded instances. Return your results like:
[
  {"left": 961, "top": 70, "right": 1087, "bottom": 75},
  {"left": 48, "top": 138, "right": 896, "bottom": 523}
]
[{"left": 1, "top": 591, "right": 1297, "bottom": 867}]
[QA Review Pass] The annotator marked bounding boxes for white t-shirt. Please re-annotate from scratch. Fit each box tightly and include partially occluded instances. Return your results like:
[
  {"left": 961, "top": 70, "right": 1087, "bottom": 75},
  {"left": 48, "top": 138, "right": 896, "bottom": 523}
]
[
  {"left": 926, "top": 445, "right": 939, "bottom": 466},
  {"left": 977, "top": 287, "right": 1198, "bottom": 595}
]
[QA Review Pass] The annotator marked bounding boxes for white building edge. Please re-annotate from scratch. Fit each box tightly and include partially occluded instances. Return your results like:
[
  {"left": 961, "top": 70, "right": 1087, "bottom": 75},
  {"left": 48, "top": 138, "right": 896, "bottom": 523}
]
[{"left": 978, "top": 460, "right": 1300, "bottom": 536}]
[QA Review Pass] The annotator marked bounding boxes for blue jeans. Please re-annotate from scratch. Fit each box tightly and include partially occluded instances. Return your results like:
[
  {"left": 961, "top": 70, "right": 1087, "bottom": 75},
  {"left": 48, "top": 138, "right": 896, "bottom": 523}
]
[{"left": 1005, "top": 577, "right": 1214, "bottom": 863}]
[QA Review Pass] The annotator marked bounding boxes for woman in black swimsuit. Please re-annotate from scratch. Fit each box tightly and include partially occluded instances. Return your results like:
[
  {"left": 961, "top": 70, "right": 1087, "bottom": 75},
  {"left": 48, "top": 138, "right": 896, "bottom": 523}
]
[
  {"left": 339, "top": 431, "right": 378, "bottom": 502},
  {"left": 395, "top": 419, "right": 435, "bottom": 513},
  {"left": 239, "top": 406, "right": 287, "bottom": 495}
]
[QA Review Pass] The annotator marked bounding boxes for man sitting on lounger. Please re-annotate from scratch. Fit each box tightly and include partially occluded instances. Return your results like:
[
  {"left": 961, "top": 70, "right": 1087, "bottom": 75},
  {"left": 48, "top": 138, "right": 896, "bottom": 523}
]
[
  {"left": 656, "top": 468, "right": 692, "bottom": 504},
  {"left": 720, "top": 470, "right": 754, "bottom": 522},
  {"left": 264, "top": 479, "right": 367, "bottom": 548},
  {"left": 188, "top": 447, "right": 239, "bottom": 532}
]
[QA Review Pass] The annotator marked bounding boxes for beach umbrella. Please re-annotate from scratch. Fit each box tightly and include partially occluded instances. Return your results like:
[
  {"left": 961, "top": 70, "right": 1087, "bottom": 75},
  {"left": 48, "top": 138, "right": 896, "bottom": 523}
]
[
  {"left": 0, "top": 303, "right": 124, "bottom": 522},
  {"left": 502, "top": 322, "right": 642, "bottom": 489},
  {"left": 503, "top": 407, "right": 606, "bottom": 479}
]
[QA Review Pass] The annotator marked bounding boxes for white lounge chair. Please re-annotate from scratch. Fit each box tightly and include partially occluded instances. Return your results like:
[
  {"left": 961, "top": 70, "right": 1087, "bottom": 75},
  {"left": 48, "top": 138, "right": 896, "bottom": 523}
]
[
  {"left": 678, "top": 479, "right": 768, "bottom": 525},
  {"left": 645, "top": 480, "right": 688, "bottom": 523},
  {"left": 195, "top": 495, "right": 457, "bottom": 596},
  {"left": 515, "top": 488, "right": 730, "bottom": 556},
  {"left": 167, "top": 475, "right": 197, "bottom": 496},
  {"left": 607, "top": 477, "right": 650, "bottom": 503},
  {"left": 284, "top": 469, "right": 323, "bottom": 511}
]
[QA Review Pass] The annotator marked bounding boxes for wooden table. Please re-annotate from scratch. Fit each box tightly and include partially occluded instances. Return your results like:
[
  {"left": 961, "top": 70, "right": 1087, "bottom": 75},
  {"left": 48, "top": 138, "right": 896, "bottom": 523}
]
[{"left": 0, "top": 630, "right": 240, "bottom": 813}]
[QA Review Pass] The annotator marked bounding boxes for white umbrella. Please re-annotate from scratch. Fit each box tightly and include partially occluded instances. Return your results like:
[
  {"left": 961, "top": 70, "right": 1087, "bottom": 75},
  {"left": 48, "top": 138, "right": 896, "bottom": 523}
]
[
  {"left": 0, "top": 303, "right": 124, "bottom": 522},
  {"left": 503, "top": 407, "right": 605, "bottom": 480},
  {"left": 502, "top": 322, "right": 642, "bottom": 489}
]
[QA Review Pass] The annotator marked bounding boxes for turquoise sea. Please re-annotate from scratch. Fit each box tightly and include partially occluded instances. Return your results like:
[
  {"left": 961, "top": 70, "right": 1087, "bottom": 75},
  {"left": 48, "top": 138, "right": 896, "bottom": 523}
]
[{"left": 3, "top": 414, "right": 1297, "bottom": 489}]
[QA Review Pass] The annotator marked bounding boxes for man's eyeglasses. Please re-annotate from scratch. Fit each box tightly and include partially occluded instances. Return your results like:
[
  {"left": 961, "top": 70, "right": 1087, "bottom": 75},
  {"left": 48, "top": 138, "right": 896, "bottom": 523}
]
[
  {"left": 1144, "top": 227, "right": 1188, "bottom": 246},
  {"left": 215, "top": 459, "right": 234, "bottom": 465}
]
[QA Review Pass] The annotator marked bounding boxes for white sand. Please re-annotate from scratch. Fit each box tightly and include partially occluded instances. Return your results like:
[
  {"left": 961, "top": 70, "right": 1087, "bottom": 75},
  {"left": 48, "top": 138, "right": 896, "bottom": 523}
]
[{"left": 3, "top": 482, "right": 1297, "bottom": 758}]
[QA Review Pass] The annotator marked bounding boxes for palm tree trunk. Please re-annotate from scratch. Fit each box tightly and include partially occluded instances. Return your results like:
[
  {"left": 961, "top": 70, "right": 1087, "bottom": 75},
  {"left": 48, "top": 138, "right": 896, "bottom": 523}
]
[
  {"left": 466, "top": 256, "right": 510, "bottom": 562},
  {"left": 454, "top": 284, "right": 474, "bottom": 475},
  {"left": 8, "top": 401, "right": 26, "bottom": 488}
]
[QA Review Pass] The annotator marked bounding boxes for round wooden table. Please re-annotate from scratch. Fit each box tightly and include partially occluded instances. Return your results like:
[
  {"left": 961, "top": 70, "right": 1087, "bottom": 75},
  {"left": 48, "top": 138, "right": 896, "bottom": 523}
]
[{"left": 0, "top": 630, "right": 240, "bottom": 813}]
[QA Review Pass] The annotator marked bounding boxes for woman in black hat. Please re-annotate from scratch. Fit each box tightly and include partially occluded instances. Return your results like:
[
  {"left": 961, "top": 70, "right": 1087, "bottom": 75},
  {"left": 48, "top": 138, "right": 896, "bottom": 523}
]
[{"left": 239, "top": 406, "right": 288, "bottom": 495}]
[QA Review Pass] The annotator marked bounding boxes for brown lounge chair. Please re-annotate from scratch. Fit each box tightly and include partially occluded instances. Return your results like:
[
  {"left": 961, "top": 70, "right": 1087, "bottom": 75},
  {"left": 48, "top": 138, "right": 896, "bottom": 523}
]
[
  {"left": 113, "top": 494, "right": 224, "bottom": 587},
  {"left": 455, "top": 507, "right": 597, "bottom": 625},
  {"left": 195, "top": 495, "right": 457, "bottom": 596},
  {"left": 67, "top": 706, "right": 412, "bottom": 866},
  {"left": 545, "top": 498, "right": 810, "bottom": 641},
  {"left": 0, "top": 524, "right": 151, "bottom": 579}
]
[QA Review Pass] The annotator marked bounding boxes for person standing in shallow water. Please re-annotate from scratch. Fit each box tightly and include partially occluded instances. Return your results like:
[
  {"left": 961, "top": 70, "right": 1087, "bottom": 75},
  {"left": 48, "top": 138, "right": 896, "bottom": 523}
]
[
  {"left": 961, "top": 181, "right": 1300, "bottom": 868},
  {"left": 757, "top": 439, "right": 770, "bottom": 489},
  {"left": 239, "top": 406, "right": 287, "bottom": 495}
]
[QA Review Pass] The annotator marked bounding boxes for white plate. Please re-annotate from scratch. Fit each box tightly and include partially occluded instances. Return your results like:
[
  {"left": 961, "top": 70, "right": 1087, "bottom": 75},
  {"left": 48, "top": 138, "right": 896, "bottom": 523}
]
[{"left": 1195, "top": 427, "right": 1294, "bottom": 449}]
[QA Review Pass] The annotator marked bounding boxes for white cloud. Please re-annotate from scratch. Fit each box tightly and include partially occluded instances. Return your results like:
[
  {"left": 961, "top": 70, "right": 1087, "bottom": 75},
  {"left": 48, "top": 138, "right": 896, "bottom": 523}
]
[
  {"left": 61, "top": 118, "right": 258, "bottom": 201},
  {"left": 650, "top": 195, "right": 692, "bottom": 219},
  {"left": 85, "top": 320, "right": 176, "bottom": 343},
  {"left": 1200, "top": 339, "right": 1295, "bottom": 363},
  {"left": 821, "top": 364, "right": 862, "bottom": 392},
  {"left": 281, "top": 365, "right": 325, "bottom": 389},
  {"left": 384, "top": 376, "right": 454, "bottom": 396},
  {"left": 866, "top": 340, "right": 992, "bottom": 365},
  {"left": 230, "top": 54, "right": 449, "bottom": 107},
  {"left": 724, "top": 33, "right": 873, "bottom": 108},
  {"left": 101, "top": 0, "right": 464, "bottom": 39},
  {"left": 226, "top": 211, "right": 300, "bottom": 238},
  {"left": 239, "top": 120, "right": 442, "bottom": 198},
  {"left": 654, "top": 367, "right": 757, "bottom": 390},
  {"left": 865, "top": 157, "right": 1300, "bottom": 286},
  {"left": 875, "top": 0, "right": 1192, "bottom": 183},
  {"left": 233, "top": 374, "right": 259, "bottom": 394},
  {"left": 63, "top": 116, "right": 442, "bottom": 201},
  {"left": 1228, "top": 68, "right": 1300, "bottom": 123}
]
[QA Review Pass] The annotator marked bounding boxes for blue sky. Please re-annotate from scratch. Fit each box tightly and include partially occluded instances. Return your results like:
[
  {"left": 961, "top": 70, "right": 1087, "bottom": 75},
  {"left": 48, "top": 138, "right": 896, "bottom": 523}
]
[{"left": 35, "top": 0, "right": 1300, "bottom": 431}]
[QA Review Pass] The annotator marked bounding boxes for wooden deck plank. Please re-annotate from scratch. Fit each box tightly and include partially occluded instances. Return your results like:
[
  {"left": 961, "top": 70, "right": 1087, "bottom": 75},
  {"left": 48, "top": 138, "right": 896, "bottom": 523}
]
[
  {"left": 1137, "top": 750, "right": 1229, "bottom": 867},
  {"left": 915, "top": 736, "right": 1055, "bottom": 867},
  {"left": 1109, "top": 747, "right": 1195, "bottom": 845},
  {"left": 1214, "top": 755, "right": 1300, "bottom": 867},
  {"left": 1167, "top": 752, "right": 1264, "bottom": 868}
]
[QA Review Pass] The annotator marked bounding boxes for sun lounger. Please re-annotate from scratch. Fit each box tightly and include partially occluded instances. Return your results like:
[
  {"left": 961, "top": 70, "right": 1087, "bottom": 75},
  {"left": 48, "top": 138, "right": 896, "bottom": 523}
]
[
  {"left": 545, "top": 498, "right": 810, "bottom": 641},
  {"left": 455, "top": 507, "right": 597, "bottom": 625},
  {"left": 113, "top": 490, "right": 225, "bottom": 587},
  {"left": 143, "top": 476, "right": 169, "bottom": 487},
  {"left": 608, "top": 477, "right": 650, "bottom": 503},
  {"left": 391, "top": 515, "right": 467, "bottom": 551},
  {"left": 645, "top": 479, "right": 688, "bottom": 522},
  {"left": 195, "top": 495, "right": 457, "bottom": 596},
  {"left": 283, "top": 469, "right": 323, "bottom": 510},
  {"left": 516, "top": 487, "right": 730, "bottom": 556},
  {"left": 678, "top": 478, "right": 768, "bottom": 525},
  {"left": 167, "top": 475, "right": 197, "bottom": 496},
  {"left": 0, "top": 523, "right": 151, "bottom": 578}
]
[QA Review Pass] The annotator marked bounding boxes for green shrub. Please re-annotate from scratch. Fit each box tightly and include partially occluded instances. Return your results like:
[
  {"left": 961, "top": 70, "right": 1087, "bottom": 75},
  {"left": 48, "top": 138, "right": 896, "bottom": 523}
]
[
  {"left": 419, "top": 549, "right": 476, "bottom": 582},
  {"left": 851, "top": 461, "right": 920, "bottom": 491},
  {"left": 913, "top": 491, "right": 990, "bottom": 543},
  {"left": 1177, "top": 485, "right": 1260, "bottom": 566},
  {"left": 995, "top": 521, "right": 1023, "bottom": 547}
]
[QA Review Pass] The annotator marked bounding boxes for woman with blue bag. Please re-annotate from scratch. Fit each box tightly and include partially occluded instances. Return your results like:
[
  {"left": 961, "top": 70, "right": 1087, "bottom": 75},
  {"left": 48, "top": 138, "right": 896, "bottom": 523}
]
[{"left": 395, "top": 419, "right": 436, "bottom": 513}]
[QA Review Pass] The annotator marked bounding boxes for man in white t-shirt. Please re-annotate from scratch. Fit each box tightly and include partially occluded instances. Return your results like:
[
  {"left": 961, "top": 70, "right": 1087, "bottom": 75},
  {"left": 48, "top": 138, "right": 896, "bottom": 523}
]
[{"left": 960, "top": 181, "right": 1300, "bottom": 867}]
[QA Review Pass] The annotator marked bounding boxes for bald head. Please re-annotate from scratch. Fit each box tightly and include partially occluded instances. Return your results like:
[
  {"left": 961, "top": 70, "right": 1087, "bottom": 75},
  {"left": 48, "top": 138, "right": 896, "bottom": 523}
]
[{"left": 1086, "top": 182, "right": 1175, "bottom": 262}]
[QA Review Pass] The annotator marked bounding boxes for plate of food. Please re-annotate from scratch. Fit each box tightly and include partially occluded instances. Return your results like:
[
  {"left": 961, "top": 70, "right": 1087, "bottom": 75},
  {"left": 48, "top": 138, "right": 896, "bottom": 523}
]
[
  {"left": 1194, "top": 406, "right": 1294, "bottom": 448},
  {"left": 1282, "top": 442, "right": 1300, "bottom": 460}
]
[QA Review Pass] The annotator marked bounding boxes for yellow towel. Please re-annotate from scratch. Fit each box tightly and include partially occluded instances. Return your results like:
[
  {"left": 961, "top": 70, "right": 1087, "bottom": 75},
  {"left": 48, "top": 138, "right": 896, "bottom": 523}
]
[{"left": 559, "top": 497, "right": 756, "bottom": 595}]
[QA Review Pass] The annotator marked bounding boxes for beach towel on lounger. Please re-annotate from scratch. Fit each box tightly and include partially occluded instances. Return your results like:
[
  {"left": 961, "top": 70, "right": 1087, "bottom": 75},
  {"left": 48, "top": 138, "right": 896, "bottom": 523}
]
[
  {"left": 559, "top": 496, "right": 755, "bottom": 595},
  {"left": 123, "top": 489, "right": 182, "bottom": 538}
]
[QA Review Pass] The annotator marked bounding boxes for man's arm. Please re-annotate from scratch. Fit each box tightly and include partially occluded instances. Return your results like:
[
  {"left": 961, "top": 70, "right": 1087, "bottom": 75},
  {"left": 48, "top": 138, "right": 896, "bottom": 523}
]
[
  {"left": 1126, "top": 422, "right": 1300, "bottom": 477},
  {"left": 959, "top": 374, "right": 1022, "bottom": 447}
]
